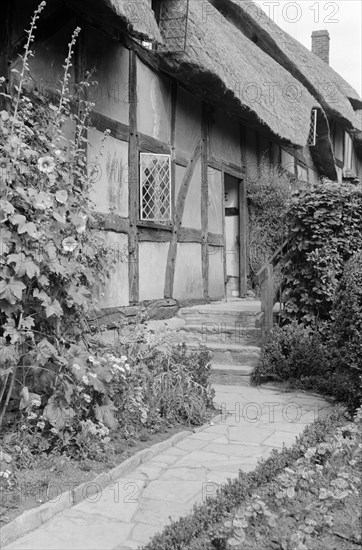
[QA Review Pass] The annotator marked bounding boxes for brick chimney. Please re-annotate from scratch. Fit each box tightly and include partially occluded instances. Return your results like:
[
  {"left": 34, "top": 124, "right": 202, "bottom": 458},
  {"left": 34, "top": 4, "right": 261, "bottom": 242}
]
[{"left": 311, "top": 30, "right": 330, "bottom": 64}]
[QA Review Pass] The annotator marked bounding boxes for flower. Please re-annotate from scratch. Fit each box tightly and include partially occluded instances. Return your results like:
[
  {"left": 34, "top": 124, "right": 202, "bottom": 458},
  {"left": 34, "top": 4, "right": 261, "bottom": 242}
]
[
  {"left": 88, "top": 356, "right": 95, "bottom": 363},
  {"left": 31, "top": 398, "right": 41, "bottom": 407},
  {"left": 27, "top": 412, "right": 37, "bottom": 420},
  {"left": 37, "top": 156, "right": 56, "bottom": 174},
  {"left": 304, "top": 447, "right": 316, "bottom": 460},
  {"left": 121, "top": 355, "right": 127, "bottom": 362},
  {"left": 82, "top": 375, "right": 89, "bottom": 385},
  {"left": 113, "top": 364, "right": 125, "bottom": 373},
  {"left": 37, "top": 421, "right": 45, "bottom": 430},
  {"left": 89, "top": 372, "right": 97, "bottom": 378},
  {"left": 62, "top": 237, "right": 78, "bottom": 253},
  {"left": 73, "top": 363, "right": 81, "bottom": 370},
  {"left": 50, "top": 427, "right": 58, "bottom": 434},
  {"left": 83, "top": 394, "right": 91, "bottom": 403}
]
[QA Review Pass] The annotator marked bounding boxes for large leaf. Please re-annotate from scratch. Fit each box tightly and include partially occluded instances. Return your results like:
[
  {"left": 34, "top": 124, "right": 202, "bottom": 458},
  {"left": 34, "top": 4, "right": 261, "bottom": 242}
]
[
  {"left": 7, "top": 253, "right": 40, "bottom": 278},
  {"left": 0, "top": 200, "right": 15, "bottom": 222},
  {"left": 94, "top": 402, "right": 118, "bottom": 430},
  {"left": 0, "top": 278, "right": 26, "bottom": 304},
  {"left": 34, "top": 288, "right": 63, "bottom": 318},
  {"left": 33, "top": 191, "right": 53, "bottom": 211},
  {"left": 36, "top": 338, "right": 58, "bottom": 366},
  {"left": 43, "top": 395, "right": 75, "bottom": 431}
]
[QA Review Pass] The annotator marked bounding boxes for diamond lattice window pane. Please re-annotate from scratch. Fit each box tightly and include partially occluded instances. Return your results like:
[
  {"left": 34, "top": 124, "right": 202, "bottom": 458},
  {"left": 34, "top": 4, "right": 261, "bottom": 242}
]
[
  {"left": 308, "top": 109, "right": 317, "bottom": 146},
  {"left": 140, "top": 153, "right": 171, "bottom": 222},
  {"left": 159, "top": 0, "right": 189, "bottom": 52}
]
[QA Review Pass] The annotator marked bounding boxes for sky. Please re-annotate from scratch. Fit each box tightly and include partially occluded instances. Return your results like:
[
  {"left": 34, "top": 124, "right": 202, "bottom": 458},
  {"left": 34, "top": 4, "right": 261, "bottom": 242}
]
[{"left": 254, "top": 0, "right": 362, "bottom": 95}]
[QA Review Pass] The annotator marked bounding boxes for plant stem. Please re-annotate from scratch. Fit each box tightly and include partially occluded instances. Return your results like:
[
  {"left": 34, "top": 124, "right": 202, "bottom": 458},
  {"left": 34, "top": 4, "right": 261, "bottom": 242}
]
[
  {"left": 0, "top": 366, "right": 17, "bottom": 430},
  {"left": 0, "top": 372, "right": 10, "bottom": 408}
]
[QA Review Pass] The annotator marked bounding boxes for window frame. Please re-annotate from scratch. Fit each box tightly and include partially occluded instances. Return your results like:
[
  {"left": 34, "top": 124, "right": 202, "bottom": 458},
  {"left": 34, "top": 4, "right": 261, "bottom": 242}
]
[
  {"left": 344, "top": 131, "right": 354, "bottom": 171},
  {"left": 139, "top": 151, "right": 172, "bottom": 227}
]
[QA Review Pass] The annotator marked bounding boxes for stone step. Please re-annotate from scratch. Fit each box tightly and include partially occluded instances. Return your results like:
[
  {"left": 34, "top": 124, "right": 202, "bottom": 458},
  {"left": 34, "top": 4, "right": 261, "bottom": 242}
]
[
  {"left": 178, "top": 312, "right": 258, "bottom": 328},
  {"left": 179, "top": 325, "right": 261, "bottom": 346},
  {"left": 185, "top": 341, "right": 260, "bottom": 365},
  {"left": 210, "top": 363, "right": 254, "bottom": 386}
]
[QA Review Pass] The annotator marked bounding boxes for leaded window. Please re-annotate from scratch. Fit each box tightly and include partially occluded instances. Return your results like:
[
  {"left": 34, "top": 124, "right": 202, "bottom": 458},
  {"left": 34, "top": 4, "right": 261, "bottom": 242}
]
[
  {"left": 140, "top": 153, "right": 171, "bottom": 222},
  {"left": 307, "top": 109, "right": 318, "bottom": 146}
]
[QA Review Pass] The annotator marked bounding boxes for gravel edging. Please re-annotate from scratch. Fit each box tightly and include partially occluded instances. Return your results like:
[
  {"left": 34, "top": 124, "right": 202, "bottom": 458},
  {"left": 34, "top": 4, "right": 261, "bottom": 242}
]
[{"left": 1, "top": 412, "right": 223, "bottom": 547}]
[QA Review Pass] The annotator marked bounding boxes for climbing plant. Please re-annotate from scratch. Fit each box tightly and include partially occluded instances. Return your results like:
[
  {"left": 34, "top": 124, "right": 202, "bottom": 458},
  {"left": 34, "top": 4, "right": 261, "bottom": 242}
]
[
  {"left": 247, "top": 161, "right": 295, "bottom": 289},
  {"left": 0, "top": 2, "right": 113, "bottom": 428}
]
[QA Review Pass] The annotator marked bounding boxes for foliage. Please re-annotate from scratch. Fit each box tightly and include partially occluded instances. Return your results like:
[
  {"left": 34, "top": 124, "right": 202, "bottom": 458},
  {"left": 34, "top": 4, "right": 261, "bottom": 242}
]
[
  {"left": 252, "top": 325, "right": 361, "bottom": 410},
  {"left": 142, "top": 406, "right": 349, "bottom": 550},
  {"left": 326, "top": 252, "right": 362, "bottom": 408},
  {"left": 219, "top": 407, "right": 362, "bottom": 550},
  {"left": 1, "top": 339, "right": 214, "bottom": 466},
  {"left": 105, "top": 339, "right": 214, "bottom": 434},
  {"left": 280, "top": 182, "right": 362, "bottom": 325},
  {"left": 247, "top": 161, "right": 295, "bottom": 289},
  {"left": 0, "top": 4, "right": 113, "bottom": 429},
  {"left": 252, "top": 322, "right": 328, "bottom": 384}
]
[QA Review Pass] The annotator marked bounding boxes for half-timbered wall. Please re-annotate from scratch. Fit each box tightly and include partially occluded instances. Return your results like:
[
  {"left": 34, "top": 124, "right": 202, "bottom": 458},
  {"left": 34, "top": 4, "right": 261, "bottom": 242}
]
[{"left": 3, "top": 9, "right": 326, "bottom": 314}]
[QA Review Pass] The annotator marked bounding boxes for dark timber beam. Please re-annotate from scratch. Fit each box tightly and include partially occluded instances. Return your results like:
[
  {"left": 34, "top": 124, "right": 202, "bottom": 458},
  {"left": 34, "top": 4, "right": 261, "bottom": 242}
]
[
  {"left": 128, "top": 49, "right": 139, "bottom": 304},
  {"left": 201, "top": 103, "right": 209, "bottom": 299},
  {"left": 164, "top": 136, "right": 202, "bottom": 297}
]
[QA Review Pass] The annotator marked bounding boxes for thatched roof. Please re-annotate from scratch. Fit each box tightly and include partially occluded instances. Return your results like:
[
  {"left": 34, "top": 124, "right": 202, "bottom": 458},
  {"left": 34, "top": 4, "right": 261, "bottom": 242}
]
[
  {"left": 156, "top": 0, "right": 319, "bottom": 147},
  {"left": 210, "top": 0, "right": 362, "bottom": 133},
  {"left": 63, "top": 0, "right": 162, "bottom": 43}
]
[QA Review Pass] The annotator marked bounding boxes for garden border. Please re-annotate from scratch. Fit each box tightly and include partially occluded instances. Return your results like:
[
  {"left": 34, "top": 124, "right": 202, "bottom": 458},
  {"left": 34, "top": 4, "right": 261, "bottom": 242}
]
[{"left": 0, "top": 412, "right": 223, "bottom": 547}]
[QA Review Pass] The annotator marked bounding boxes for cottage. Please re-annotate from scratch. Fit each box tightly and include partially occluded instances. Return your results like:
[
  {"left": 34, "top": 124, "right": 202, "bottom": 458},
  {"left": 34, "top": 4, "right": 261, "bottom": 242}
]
[{"left": 1, "top": 0, "right": 361, "bottom": 323}]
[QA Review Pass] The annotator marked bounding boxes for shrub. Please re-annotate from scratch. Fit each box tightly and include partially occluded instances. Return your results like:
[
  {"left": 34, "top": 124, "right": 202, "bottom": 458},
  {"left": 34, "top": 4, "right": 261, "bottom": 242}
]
[
  {"left": 109, "top": 340, "right": 214, "bottom": 435},
  {"left": 252, "top": 322, "right": 328, "bottom": 384},
  {"left": 326, "top": 252, "right": 362, "bottom": 408},
  {"left": 281, "top": 182, "right": 362, "bottom": 325},
  {"left": 247, "top": 161, "right": 295, "bottom": 290}
]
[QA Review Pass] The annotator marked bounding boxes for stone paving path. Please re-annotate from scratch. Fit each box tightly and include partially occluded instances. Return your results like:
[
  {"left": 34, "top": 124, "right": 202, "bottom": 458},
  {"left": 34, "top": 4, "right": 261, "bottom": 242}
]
[{"left": 3, "top": 384, "right": 333, "bottom": 550}]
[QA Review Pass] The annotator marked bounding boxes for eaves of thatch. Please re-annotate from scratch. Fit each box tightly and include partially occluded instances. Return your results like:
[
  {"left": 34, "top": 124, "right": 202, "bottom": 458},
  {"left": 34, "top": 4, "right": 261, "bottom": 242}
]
[
  {"left": 155, "top": 0, "right": 319, "bottom": 148},
  {"left": 210, "top": 0, "right": 362, "bottom": 135},
  {"left": 62, "top": 0, "right": 163, "bottom": 43}
]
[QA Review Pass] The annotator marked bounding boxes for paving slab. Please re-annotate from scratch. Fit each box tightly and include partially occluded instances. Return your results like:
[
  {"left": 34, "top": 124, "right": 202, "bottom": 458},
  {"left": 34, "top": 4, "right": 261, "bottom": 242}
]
[{"left": 3, "top": 383, "right": 332, "bottom": 550}]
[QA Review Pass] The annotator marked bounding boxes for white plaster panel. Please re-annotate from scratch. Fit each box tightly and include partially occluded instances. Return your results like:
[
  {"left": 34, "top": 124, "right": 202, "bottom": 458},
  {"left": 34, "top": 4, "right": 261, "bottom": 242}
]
[
  {"left": 98, "top": 232, "right": 129, "bottom": 308},
  {"left": 208, "top": 246, "right": 225, "bottom": 299},
  {"left": 88, "top": 129, "right": 128, "bottom": 217},
  {"left": 17, "top": 20, "right": 76, "bottom": 93},
  {"left": 139, "top": 242, "right": 169, "bottom": 301},
  {"left": 181, "top": 158, "right": 202, "bottom": 229},
  {"left": 173, "top": 243, "right": 203, "bottom": 300},
  {"left": 86, "top": 29, "right": 129, "bottom": 125},
  {"left": 210, "top": 110, "right": 241, "bottom": 165},
  {"left": 175, "top": 164, "right": 186, "bottom": 205},
  {"left": 281, "top": 149, "right": 295, "bottom": 174},
  {"left": 137, "top": 59, "right": 171, "bottom": 143},
  {"left": 244, "top": 129, "right": 258, "bottom": 183},
  {"left": 175, "top": 87, "right": 201, "bottom": 154}
]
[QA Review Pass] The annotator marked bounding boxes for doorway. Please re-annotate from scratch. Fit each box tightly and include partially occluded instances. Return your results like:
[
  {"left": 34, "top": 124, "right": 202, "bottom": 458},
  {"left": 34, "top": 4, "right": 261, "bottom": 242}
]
[{"left": 224, "top": 173, "right": 247, "bottom": 298}]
